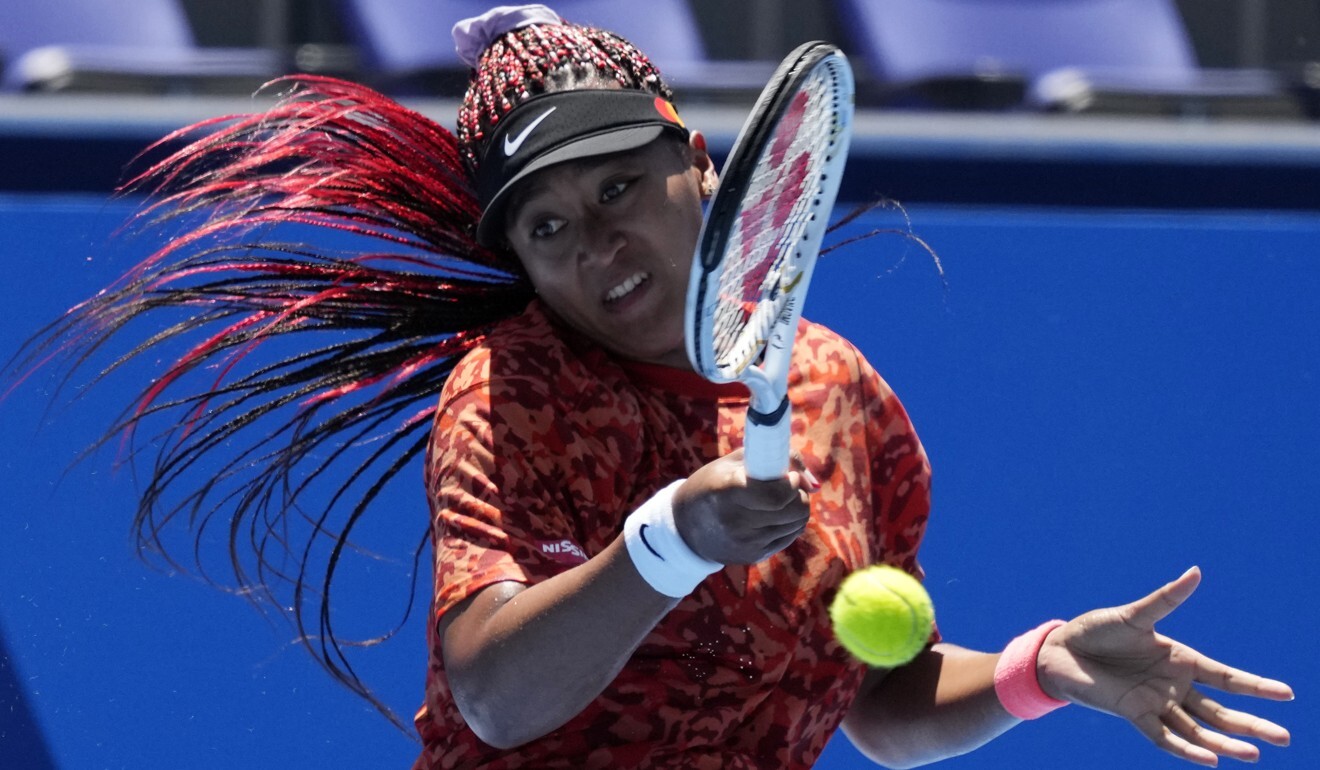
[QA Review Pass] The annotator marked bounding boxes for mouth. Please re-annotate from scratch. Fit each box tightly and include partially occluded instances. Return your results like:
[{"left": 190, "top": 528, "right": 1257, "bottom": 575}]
[{"left": 604, "top": 271, "right": 650, "bottom": 305}]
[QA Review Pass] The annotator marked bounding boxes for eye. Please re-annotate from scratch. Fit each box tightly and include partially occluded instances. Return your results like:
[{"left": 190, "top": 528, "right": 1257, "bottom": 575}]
[
  {"left": 600, "top": 178, "right": 633, "bottom": 203},
  {"left": 530, "top": 217, "right": 566, "bottom": 239}
]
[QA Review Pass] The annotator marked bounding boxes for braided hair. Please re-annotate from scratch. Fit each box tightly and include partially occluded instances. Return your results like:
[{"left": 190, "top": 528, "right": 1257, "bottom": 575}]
[
  {"left": 7, "top": 10, "right": 669, "bottom": 734},
  {"left": 456, "top": 21, "right": 674, "bottom": 175}
]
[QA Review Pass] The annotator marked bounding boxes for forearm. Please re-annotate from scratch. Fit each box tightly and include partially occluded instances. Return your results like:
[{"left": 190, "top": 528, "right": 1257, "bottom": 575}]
[
  {"left": 842, "top": 643, "right": 1019, "bottom": 769},
  {"left": 444, "top": 534, "right": 680, "bottom": 748}
]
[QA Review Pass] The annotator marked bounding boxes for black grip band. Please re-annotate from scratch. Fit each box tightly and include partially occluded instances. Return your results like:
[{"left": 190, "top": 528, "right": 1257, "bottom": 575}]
[{"left": 747, "top": 395, "right": 790, "bottom": 426}]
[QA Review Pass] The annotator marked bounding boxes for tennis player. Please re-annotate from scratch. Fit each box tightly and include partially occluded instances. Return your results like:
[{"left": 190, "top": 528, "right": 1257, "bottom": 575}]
[
  {"left": 19, "top": 4, "right": 1292, "bottom": 769},
  {"left": 419, "top": 6, "right": 1293, "bottom": 768}
]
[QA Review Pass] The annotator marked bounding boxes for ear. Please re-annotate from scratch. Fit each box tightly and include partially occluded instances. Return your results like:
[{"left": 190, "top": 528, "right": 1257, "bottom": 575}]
[{"left": 689, "top": 130, "right": 718, "bottom": 199}]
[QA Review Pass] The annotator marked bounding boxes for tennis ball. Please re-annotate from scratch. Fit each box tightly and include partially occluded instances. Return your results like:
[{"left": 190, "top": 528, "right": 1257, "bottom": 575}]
[{"left": 829, "top": 564, "right": 935, "bottom": 668}]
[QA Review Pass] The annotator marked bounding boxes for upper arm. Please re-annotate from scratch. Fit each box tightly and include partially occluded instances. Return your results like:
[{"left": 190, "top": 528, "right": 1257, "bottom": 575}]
[
  {"left": 426, "top": 376, "right": 576, "bottom": 622},
  {"left": 840, "top": 664, "right": 906, "bottom": 766},
  {"left": 839, "top": 644, "right": 1008, "bottom": 768},
  {"left": 437, "top": 580, "right": 525, "bottom": 652},
  {"left": 437, "top": 580, "right": 527, "bottom": 702}
]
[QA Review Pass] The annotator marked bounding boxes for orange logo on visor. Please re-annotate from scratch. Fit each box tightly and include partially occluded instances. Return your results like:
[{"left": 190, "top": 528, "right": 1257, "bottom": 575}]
[{"left": 654, "top": 97, "right": 684, "bottom": 128}]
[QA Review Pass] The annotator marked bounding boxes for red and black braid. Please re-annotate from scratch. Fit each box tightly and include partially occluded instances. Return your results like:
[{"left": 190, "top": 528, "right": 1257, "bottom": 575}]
[{"left": 8, "top": 75, "right": 534, "bottom": 732}]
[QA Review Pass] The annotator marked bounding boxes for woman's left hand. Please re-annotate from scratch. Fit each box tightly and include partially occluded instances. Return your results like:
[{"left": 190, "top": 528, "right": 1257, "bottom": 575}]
[{"left": 1035, "top": 567, "right": 1294, "bottom": 767}]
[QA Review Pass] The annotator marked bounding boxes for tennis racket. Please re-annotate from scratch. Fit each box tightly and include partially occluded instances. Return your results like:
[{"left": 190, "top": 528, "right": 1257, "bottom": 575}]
[{"left": 685, "top": 41, "right": 854, "bottom": 480}]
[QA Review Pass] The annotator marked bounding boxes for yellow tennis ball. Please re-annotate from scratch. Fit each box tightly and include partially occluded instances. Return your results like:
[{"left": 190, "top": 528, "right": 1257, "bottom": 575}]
[{"left": 829, "top": 564, "right": 935, "bottom": 667}]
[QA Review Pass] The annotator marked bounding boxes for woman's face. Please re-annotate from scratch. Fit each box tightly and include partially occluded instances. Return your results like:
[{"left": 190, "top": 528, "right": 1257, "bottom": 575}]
[{"left": 503, "top": 133, "right": 714, "bottom": 369}]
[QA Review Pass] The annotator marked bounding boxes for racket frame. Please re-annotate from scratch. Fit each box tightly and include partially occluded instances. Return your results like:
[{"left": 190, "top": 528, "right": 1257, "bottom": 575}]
[{"left": 685, "top": 41, "right": 855, "bottom": 480}]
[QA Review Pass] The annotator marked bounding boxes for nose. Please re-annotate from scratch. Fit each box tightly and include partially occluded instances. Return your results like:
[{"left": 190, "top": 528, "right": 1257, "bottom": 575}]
[{"left": 577, "top": 209, "right": 626, "bottom": 267}]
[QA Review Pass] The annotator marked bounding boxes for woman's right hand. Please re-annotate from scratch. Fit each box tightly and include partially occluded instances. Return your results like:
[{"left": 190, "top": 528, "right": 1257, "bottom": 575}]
[{"left": 671, "top": 449, "right": 818, "bottom": 565}]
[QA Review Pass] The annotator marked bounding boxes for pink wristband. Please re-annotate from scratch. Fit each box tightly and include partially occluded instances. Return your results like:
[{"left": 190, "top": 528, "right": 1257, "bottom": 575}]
[{"left": 994, "top": 619, "right": 1069, "bottom": 720}]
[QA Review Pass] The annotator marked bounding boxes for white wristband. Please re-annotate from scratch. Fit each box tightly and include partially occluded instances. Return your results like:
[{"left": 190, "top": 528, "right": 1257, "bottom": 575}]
[{"left": 623, "top": 480, "right": 722, "bottom": 598}]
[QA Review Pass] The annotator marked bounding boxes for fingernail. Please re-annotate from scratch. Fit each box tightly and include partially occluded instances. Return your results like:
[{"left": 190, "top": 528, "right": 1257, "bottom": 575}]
[{"left": 803, "top": 467, "right": 821, "bottom": 492}]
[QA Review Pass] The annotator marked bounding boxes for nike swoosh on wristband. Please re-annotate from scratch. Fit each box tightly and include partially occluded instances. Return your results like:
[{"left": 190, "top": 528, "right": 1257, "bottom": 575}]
[
  {"left": 638, "top": 524, "right": 665, "bottom": 561},
  {"left": 503, "top": 106, "right": 557, "bottom": 156}
]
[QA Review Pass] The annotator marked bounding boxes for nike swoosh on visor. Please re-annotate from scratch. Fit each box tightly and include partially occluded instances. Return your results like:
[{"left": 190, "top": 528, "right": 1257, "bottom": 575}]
[{"left": 503, "top": 106, "right": 558, "bottom": 156}]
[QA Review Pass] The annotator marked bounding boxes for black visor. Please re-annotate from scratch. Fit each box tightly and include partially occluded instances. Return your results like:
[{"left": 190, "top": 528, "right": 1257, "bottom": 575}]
[{"left": 475, "top": 89, "right": 689, "bottom": 246}]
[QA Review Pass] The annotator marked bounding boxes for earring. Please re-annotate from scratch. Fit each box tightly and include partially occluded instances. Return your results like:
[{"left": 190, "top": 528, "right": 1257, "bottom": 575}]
[{"left": 701, "top": 178, "right": 715, "bottom": 197}]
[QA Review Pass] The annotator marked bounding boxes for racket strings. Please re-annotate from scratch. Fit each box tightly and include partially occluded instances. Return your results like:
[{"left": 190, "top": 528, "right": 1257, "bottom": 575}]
[{"left": 712, "top": 65, "right": 843, "bottom": 374}]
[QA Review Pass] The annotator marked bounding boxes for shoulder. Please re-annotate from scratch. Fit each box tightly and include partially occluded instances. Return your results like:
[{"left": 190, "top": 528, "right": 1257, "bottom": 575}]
[
  {"left": 442, "top": 301, "right": 608, "bottom": 406},
  {"left": 444, "top": 302, "right": 554, "bottom": 384},
  {"left": 797, "top": 318, "right": 862, "bottom": 359},
  {"left": 794, "top": 319, "right": 889, "bottom": 394},
  {"left": 437, "top": 302, "right": 642, "bottom": 452},
  {"left": 792, "top": 319, "right": 912, "bottom": 444}
]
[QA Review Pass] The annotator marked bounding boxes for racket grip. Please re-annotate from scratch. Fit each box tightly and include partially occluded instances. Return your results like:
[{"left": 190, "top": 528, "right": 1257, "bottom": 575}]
[{"left": 744, "top": 396, "right": 791, "bottom": 480}]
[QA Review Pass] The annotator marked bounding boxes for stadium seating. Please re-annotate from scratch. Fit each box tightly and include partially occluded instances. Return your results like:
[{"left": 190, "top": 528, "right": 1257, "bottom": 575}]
[
  {"left": 834, "top": 0, "right": 1301, "bottom": 116},
  {"left": 337, "top": 0, "right": 775, "bottom": 97},
  {"left": 0, "top": 0, "right": 277, "bottom": 93}
]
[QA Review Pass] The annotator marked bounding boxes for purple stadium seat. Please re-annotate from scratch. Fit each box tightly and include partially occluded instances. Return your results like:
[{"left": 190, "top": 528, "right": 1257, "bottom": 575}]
[
  {"left": 834, "top": 0, "right": 1298, "bottom": 116},
  {"left": 337, "top": 0, "right": 775, "bottom": 96},
  {"left": 0, "top": 0, "right": 277, "bottom": 93}
]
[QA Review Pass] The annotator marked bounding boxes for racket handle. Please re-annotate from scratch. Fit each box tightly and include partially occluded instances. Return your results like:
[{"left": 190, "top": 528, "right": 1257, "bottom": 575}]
[{"left": 744, "top": 396, "right": 791, "bottom": 480}]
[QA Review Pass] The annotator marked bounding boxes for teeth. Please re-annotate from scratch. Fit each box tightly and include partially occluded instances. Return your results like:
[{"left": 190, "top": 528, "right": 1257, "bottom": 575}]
[{"left": 605, "top": 271, "right": 649, "bottom": 303}]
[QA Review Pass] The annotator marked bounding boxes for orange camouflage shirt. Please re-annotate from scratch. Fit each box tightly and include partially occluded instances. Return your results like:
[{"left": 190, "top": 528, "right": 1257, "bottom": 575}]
[{"left": 415, "top": 301, "right": 934, "bottom": 769}]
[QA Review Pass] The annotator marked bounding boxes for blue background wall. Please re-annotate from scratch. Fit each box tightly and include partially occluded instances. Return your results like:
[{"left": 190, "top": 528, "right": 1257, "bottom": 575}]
[{"left": 2, "top": 146, "right": 1317, "bottom": 766}]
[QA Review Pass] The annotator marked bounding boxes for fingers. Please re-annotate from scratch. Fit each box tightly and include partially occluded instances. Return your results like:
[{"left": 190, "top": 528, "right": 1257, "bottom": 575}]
[
  {"left": 1124, "top": 566, "right": 1201, "bottom": 630},
  {"left": 675, "top": 452, "right": 813, "bottom": 564},
  {"left": 1132, "top": 710, "right": 1221, "bottom": 767},
  {"left": 1186, "top": 690, "right": 1291, "bottom": 748},
  {"left": 1162, "top": 701, "right": 1262, "bottom": 764},
  {"left": 1193, "top": 652, "right": 1296, "bottom": 702},
  {"left": 737, "top": 480, "right": 810, "bottom": 526},
  {"left": 1130, "top": 685, "right": 1292, "bottom": 767},
  {"left": 790, "top": 452, "right": 822, "bottom": 492},
  {"left": 738, "top": 454, "right": 817, "bottom": 521},
  {"left": 763, "top": 522, "right": 809, "bottom": 555},
  {"left": 1134, "top": 703, "right": 1264, "bottom": 767}
]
